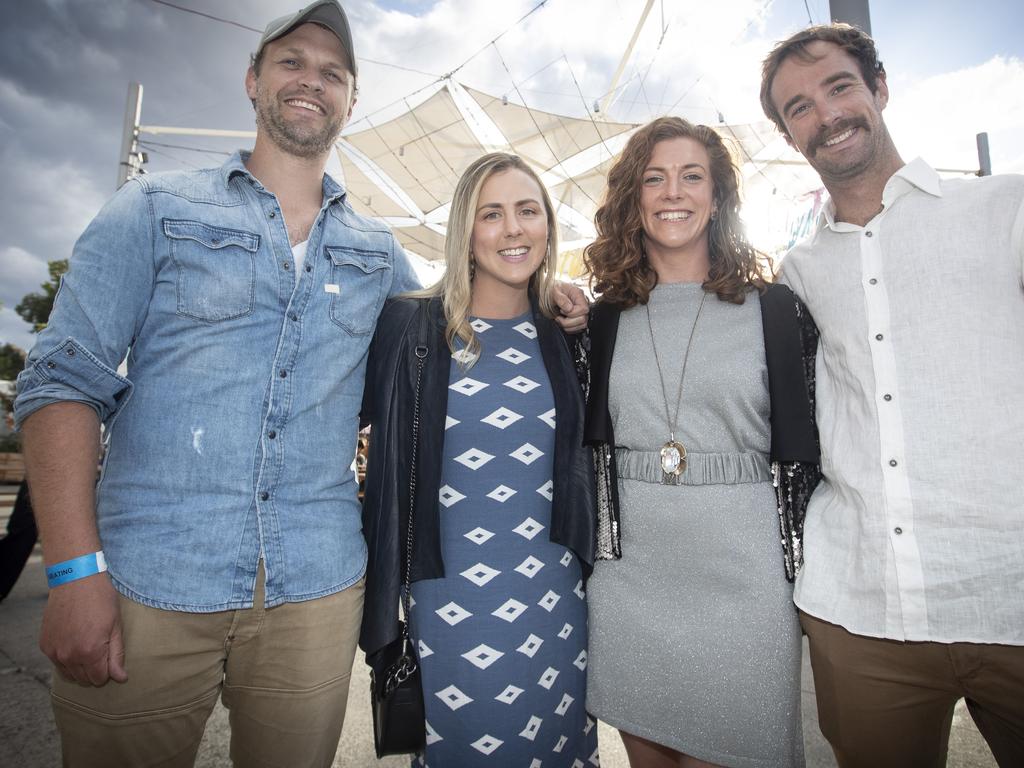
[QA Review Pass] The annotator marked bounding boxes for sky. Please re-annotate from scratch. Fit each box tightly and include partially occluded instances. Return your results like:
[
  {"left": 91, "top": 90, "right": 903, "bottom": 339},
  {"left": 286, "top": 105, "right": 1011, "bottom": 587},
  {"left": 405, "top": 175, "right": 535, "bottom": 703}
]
[{"left": 1, "top": 0, "right": 1023, "bottom": 352}]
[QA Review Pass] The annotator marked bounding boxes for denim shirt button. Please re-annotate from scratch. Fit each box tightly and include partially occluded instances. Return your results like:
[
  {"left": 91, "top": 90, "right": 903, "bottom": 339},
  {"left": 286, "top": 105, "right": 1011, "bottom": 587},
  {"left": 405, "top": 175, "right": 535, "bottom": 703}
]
[
  {"left": 279, "top": 369, "right": 287, "bottom": 378},
  {"left": 268, "top": 211, "right": 276, "bottom": 219},
  {"left": 289, "top": 313, "right": 298, "bottom": 321},
  {"left": 66, "top": 347, "right": 76, "bottom": 357},
  {"left": 268, "top": 430, "right": 277, "bottom": 439},
  {"left": 46, "top": 361, "right": 55, "bottom": 369},
  {"left": 305, "top": 265, "right": 312, "bottom": 272},
  {"left": 283, "top": 261, "right": 290, "bottom": 270},
  {"left": 259, "top": 491, "right": 269, "bottom": 501}
]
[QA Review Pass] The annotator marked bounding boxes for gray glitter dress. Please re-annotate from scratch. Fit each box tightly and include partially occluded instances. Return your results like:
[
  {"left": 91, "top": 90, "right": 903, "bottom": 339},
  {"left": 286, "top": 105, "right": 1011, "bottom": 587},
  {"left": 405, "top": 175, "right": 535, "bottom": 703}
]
[{"left": 586, "top": 283, "right": 804, "bottom": 768}]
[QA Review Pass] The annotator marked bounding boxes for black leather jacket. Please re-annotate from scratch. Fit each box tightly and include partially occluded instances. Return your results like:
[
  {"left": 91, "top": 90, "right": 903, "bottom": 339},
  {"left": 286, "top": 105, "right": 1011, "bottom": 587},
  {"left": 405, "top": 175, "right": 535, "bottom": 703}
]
[{"left": 359, "top": 296, "right": 597, "bottom": 658}]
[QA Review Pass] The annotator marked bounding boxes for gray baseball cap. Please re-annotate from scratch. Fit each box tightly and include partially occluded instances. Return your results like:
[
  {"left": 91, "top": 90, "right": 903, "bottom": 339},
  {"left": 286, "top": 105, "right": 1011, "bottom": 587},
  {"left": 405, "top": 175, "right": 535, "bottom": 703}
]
[{"left": 255, "top": 0, "right": 357, "bottom": 76}]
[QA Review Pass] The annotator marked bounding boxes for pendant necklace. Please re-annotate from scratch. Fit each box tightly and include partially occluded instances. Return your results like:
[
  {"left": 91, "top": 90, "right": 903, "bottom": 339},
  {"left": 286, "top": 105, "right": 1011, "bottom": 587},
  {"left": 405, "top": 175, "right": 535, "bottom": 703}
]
[{"left": 645, "top": 288, "right": 707, "bottom": 481}]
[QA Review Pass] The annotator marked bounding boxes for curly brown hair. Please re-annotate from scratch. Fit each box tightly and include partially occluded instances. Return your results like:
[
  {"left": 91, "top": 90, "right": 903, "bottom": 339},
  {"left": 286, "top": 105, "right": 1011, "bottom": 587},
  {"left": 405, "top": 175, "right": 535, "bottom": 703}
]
[
  {"left": 583, "top": 116, "right": 769, "bottom": 308},
  {"left": 760, "top": 23, "right": 885, "bottom": 136}
]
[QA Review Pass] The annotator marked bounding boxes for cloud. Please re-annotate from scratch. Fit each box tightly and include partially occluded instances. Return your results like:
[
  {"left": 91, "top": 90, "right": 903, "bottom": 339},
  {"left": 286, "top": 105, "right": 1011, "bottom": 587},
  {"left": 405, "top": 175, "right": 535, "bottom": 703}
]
[{"left": 887, "top": 55, "right": 1024, "bottom": 173}]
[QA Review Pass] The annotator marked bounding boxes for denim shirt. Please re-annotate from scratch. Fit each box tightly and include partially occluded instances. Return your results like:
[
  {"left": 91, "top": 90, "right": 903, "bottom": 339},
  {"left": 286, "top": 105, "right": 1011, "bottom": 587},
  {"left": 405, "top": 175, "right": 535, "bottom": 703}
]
[{"left": 14, "top": 151, "right": 420, "bottom": 611}]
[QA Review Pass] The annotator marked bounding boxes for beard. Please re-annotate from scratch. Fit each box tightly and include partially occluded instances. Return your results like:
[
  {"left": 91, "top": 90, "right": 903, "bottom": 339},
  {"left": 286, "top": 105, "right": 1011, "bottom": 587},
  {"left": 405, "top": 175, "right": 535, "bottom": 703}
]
[
  {"left": 254, "top": 87, "right": 346, "bottom": 159},
  {"left": 804, "top": 116, "right": 887, "bottom": 183}
]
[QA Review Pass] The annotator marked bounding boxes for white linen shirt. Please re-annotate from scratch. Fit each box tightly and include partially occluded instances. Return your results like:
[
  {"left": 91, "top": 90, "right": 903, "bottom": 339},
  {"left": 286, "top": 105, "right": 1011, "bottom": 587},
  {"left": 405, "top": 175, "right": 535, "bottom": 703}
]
[{"left": 780, "top": 158, "right": 1024, "bottom": 644}]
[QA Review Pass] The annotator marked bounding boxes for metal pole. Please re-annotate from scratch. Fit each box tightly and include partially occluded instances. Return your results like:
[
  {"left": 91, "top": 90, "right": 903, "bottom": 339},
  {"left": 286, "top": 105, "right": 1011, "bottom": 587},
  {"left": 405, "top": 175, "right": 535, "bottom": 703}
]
[
  {"left": 600, "top": 0, "right": 656, "bottom": 115},
  {"left": 976, "top": 132, "right": 991, "bottom": 176},
  {"left": 117, "top": 83, "right": 144, "bottom": 189},
  {"left": 829, "top": 0, "right": 872, "bottom": 34}
]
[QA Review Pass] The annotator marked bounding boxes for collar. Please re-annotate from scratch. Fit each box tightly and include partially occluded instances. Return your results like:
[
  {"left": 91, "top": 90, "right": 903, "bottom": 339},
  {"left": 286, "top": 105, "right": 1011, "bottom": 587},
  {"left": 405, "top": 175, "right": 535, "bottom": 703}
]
[
  {"left": 818, "top": 157, "right": 941, "bottom": 232},
  {"left": 219, "top": 150, "right": 347, "bottom": 205}
]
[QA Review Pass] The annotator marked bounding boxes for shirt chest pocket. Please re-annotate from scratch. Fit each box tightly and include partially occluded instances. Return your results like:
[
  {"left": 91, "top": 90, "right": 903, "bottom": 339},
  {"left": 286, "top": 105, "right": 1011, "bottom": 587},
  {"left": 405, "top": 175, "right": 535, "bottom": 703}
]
[
  {"left": 164, "top": 219, "right": 259, "bottom": 323},
  {"left": 324, "top": 246, "right": 390, "bottom": 336}
]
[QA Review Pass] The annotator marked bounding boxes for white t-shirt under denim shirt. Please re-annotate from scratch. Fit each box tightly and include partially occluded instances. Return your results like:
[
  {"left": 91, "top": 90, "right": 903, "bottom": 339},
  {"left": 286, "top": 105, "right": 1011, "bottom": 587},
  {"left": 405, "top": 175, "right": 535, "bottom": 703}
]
[{"left": 779, "top": 158, "right": 1024, "bottom": 645}]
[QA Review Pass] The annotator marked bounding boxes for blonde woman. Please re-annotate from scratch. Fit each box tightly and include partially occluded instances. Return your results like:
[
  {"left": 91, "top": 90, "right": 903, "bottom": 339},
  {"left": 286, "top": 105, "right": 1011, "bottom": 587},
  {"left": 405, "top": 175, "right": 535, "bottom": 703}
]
[{"left": 360, "top": 153, "right": 598, "bottom": 766}]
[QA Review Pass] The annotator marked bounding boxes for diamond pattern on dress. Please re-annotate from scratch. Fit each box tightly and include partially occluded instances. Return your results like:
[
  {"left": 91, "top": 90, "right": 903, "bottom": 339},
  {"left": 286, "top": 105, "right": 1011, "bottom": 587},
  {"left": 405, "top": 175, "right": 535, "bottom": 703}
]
[
  {"left": 470, "top": 318, "right": 492, "bottom": 333},
  {"left": 517, "top": 633, "right": 544, "bottom": 658},
  {"left": 573, "top": 761, "right": 585, "bottom": 768},
  {"left": 454, "top": 448, "right": 494, "bottom": 470},
  {"left": 520, "top": 715, "right": 543, "bottom": 741},
  {"left": 514, "top": 555, "right": 545, "bottom": 578},
  {"left": 510, "top": 443, "right": 544, "bottom": 465},
  {"left": 438, "top": 485, "right": 466, "bottom": 507},
  {"left": 495, "top": 685, "right": 524, "bottom": 704},
  {"left": 436, "top": 684, "right": 473, "bottom": 710},
  {"left": 470, "top": 735, "right": 503, "bottom": 755},
  {"left": 589, "top": 746, "right": 600, "bottom": 765},
  {"left": 560, "top": 551, "right": 573, "bottom": 567},
  {"left": 573, "top": 650, "right": 587, "bottom": 671},
  {"left": 461, "top": 562, "right": 500, "bottom": 587},
  {"left": 449, "top": 377, "right": 488, "bottom": 396},
  {"left": 538, "top": 667, "right": 559, "bottom": 689},
  {"left": 513, "top": 321, "right": 538, "bottom": 339},
  {"left": 538, "top": 408, "right": 556, "bottom": 428},
  {"left": 536, "top": 479, "right": 554, "bottom": 501},
  {"left": 445, "top": 416, "right": 460, "bottom": 430},
  {"left": 574, "top": 580, "right": 585, "bottom": 599},
  {"left": 553, "top": 735, "right": 568, "bottom": 753},
  {"left": 462, "top": 644, "right": 504, "bottom": 670},
  {"left": 538, "top": 590, "right": 561, "bottom": 612},
  {"left": 584, "top": 717, "right": 595, "bottom": 735},
  {"left": 504, "top": 375, "right": 540, "bottom": 393},
  {"left": 557, "top": 622, "right": 573, "bottom": 639},
  {"left": 425, "top": 720, "right": 442, "bottom": 745},
  {"left": 481, "top": 406, "right": 523, "bottom": 429},
  {"left": 530, "top": 760, "right": 543, "bottom": 768},
  {"left": 555, "top": 693, "right": 575, "bottom": 716},
  {"left": 464, "top": 527, "right": 495, "bottom": 545},
  {"left": 497, "top": 347, "right": 530, "bottom": 364},
  {"left": 513, "top": 517, "right": 544, "bottom": 540},
  {"left": 492, "top": 598, "right": 528, "bottom": 622},
  {"left": 418, "top": 639, "right": 434, "bottom": 658},
  {"left": 436, "top": 601, "right": 472, "bottom": 626},
  {"left": 486, "top": 485, "right": 517, "bottom": 502}
]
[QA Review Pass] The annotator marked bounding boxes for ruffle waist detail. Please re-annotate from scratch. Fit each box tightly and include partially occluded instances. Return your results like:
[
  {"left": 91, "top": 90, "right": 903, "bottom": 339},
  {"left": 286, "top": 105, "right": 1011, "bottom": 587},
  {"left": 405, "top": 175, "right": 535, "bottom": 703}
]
[{"left": 615, "top": 448, "right": 771, "bottom": 485}]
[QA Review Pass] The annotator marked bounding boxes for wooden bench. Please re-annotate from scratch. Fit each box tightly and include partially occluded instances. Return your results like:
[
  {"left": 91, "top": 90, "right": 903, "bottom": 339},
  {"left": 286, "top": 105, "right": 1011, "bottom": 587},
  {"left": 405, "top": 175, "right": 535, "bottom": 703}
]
[{"left": 0, "top": 452, "right": 25, "bottom": 484}]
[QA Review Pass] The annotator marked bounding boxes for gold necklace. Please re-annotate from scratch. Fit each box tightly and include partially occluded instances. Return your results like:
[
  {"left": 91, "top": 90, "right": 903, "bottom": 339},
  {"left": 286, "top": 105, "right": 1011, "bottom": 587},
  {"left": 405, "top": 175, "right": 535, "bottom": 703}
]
[{"left": 645, "top": 289, "right": 707, "bottom": 481}]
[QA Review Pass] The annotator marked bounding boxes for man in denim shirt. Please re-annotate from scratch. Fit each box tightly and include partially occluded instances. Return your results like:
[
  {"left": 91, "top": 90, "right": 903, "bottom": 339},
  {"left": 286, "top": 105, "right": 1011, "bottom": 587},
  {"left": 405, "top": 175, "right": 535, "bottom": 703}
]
[{"left": 14, "top": 3, "right": 417, "bottom": 765}]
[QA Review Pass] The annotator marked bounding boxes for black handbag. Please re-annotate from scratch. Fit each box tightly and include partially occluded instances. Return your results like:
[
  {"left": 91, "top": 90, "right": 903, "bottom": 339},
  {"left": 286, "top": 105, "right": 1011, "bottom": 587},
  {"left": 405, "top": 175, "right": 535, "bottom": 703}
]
[{"left": 369, "top": 304, "right": 429, "bottom": 758}]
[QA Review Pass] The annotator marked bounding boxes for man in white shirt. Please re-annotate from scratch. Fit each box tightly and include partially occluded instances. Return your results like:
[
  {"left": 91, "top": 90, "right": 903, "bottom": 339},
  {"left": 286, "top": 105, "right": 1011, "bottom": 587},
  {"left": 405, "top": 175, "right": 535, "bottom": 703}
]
[{"left": 760, "top": 23, "right": 1024, "bottom": 768}]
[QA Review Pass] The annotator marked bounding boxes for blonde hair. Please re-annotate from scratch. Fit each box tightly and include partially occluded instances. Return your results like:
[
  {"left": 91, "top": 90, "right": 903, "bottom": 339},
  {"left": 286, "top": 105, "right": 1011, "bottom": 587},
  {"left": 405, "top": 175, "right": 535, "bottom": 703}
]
[{"left": 409, "top": 152, "right": 559, "bottom": 365}]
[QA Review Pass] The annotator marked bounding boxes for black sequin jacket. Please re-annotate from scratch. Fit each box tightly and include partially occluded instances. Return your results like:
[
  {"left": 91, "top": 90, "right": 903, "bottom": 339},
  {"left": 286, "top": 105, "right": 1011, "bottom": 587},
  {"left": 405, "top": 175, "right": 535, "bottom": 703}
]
[{"left": 576, "top": 283, "right": 821, "bottom": 582}]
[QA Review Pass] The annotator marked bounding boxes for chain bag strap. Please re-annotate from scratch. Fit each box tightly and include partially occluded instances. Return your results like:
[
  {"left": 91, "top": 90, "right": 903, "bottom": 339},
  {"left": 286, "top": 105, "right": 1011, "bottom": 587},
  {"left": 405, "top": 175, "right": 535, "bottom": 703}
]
[{"left": 371, "top": 301, "right": 429, "bottom": 757}]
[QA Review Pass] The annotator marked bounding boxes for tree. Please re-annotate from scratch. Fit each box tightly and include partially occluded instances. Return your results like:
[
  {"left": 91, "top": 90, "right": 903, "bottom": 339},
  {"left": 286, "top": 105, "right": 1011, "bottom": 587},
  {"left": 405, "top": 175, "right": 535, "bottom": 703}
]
[
  {"left": 16, "top": 259, "right": 68, "bottom": 333},
  {"left": 0, "top": 343, "right": 25, "bottom": 381}
]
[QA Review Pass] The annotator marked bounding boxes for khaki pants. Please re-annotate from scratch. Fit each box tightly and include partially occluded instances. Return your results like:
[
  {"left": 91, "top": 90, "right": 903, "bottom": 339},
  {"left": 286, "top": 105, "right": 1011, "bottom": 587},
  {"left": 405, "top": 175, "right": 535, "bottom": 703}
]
[
  {"left": 51, "top": 567, "right": 364, "bottom": 768},
  {"left": 801, "top": 611, "right": 1024, "bottom": 768}
]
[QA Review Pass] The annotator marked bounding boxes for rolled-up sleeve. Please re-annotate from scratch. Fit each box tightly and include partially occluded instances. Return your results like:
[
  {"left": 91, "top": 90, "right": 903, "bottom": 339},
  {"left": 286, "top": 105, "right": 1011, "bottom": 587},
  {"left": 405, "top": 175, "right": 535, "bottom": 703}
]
[{"left": 14, "top": 179, "right": 156, "bottom": 428}]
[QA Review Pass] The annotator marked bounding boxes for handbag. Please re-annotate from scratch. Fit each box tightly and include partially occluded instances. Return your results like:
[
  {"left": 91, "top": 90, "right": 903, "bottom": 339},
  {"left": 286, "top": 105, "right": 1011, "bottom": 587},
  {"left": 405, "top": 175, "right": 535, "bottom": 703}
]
[{"left": 369, "top": 302, "right": 430, "bottom": 758}]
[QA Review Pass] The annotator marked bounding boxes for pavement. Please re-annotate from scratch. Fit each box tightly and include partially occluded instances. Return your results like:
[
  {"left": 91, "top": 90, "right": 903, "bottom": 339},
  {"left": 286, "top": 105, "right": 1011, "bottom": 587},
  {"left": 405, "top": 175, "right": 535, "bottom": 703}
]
[{"left": 0, "top": 484, "right": 998, "bottom": 767}]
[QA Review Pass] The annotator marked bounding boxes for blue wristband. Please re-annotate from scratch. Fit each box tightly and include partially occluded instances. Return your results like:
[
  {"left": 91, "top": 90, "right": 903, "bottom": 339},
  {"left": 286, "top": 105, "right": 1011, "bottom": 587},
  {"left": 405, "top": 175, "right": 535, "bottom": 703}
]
[{"left": 45, "top": 551, "right": 108, "bottom": 588}]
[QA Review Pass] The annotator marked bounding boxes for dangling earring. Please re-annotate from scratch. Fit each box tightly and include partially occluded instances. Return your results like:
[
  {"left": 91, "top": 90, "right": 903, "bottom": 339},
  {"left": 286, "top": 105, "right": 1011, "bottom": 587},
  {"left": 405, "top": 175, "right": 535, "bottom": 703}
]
[
  {"left": 710, "top": 207, "right": 718, "bottom": 221},
  {"left": 469, "top": 253, "right": 476, "bottom": 280}
]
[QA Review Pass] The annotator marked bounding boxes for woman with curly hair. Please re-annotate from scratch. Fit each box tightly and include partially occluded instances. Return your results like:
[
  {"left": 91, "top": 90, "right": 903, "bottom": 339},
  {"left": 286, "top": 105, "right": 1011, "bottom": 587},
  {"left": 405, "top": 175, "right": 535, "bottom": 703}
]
[{"left": 582, "top": 116, "right": 820, "bottom": 767}]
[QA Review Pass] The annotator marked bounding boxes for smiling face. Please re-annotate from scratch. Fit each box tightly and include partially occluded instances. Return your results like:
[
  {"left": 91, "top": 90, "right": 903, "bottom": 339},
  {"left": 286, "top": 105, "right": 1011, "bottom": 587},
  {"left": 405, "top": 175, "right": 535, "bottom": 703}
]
[
  {"left": 639, "top": 136, "right": 715, "bottom": 271},
  {"left": 245, "top": 22, "right": 356, "bottom": 159},
  {"left": 770, "top": 40, "right": 894, "bottom": 185},
  {"left": 469, "top": 168, "right": 549, "bottom": 316}
]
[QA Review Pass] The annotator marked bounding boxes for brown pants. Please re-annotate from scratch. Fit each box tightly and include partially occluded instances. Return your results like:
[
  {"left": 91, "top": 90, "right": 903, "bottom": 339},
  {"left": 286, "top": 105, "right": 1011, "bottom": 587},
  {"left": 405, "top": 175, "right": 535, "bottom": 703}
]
[
  {"left": 51, "top": 567, "right": 364, "bottom": 768},
  {"left": 801, "top": 611, "right": 1024, "bottom": 768}
]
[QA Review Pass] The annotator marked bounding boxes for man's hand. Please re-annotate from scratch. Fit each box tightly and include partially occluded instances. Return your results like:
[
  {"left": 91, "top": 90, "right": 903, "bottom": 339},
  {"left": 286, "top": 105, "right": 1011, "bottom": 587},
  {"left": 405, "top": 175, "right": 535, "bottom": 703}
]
[
  {"left": 553, "top": 281, "right": 590, "bottom": 335},
  {"left": 40, "top": 574, "right": 127, "bottom": 686}
]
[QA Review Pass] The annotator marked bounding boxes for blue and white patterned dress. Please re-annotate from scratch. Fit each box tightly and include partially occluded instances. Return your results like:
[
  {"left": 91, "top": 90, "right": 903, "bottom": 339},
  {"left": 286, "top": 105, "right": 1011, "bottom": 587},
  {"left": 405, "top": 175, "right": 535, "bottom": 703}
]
[{"left": 409, "top": 313, "right": 599, "bottom": 768}]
